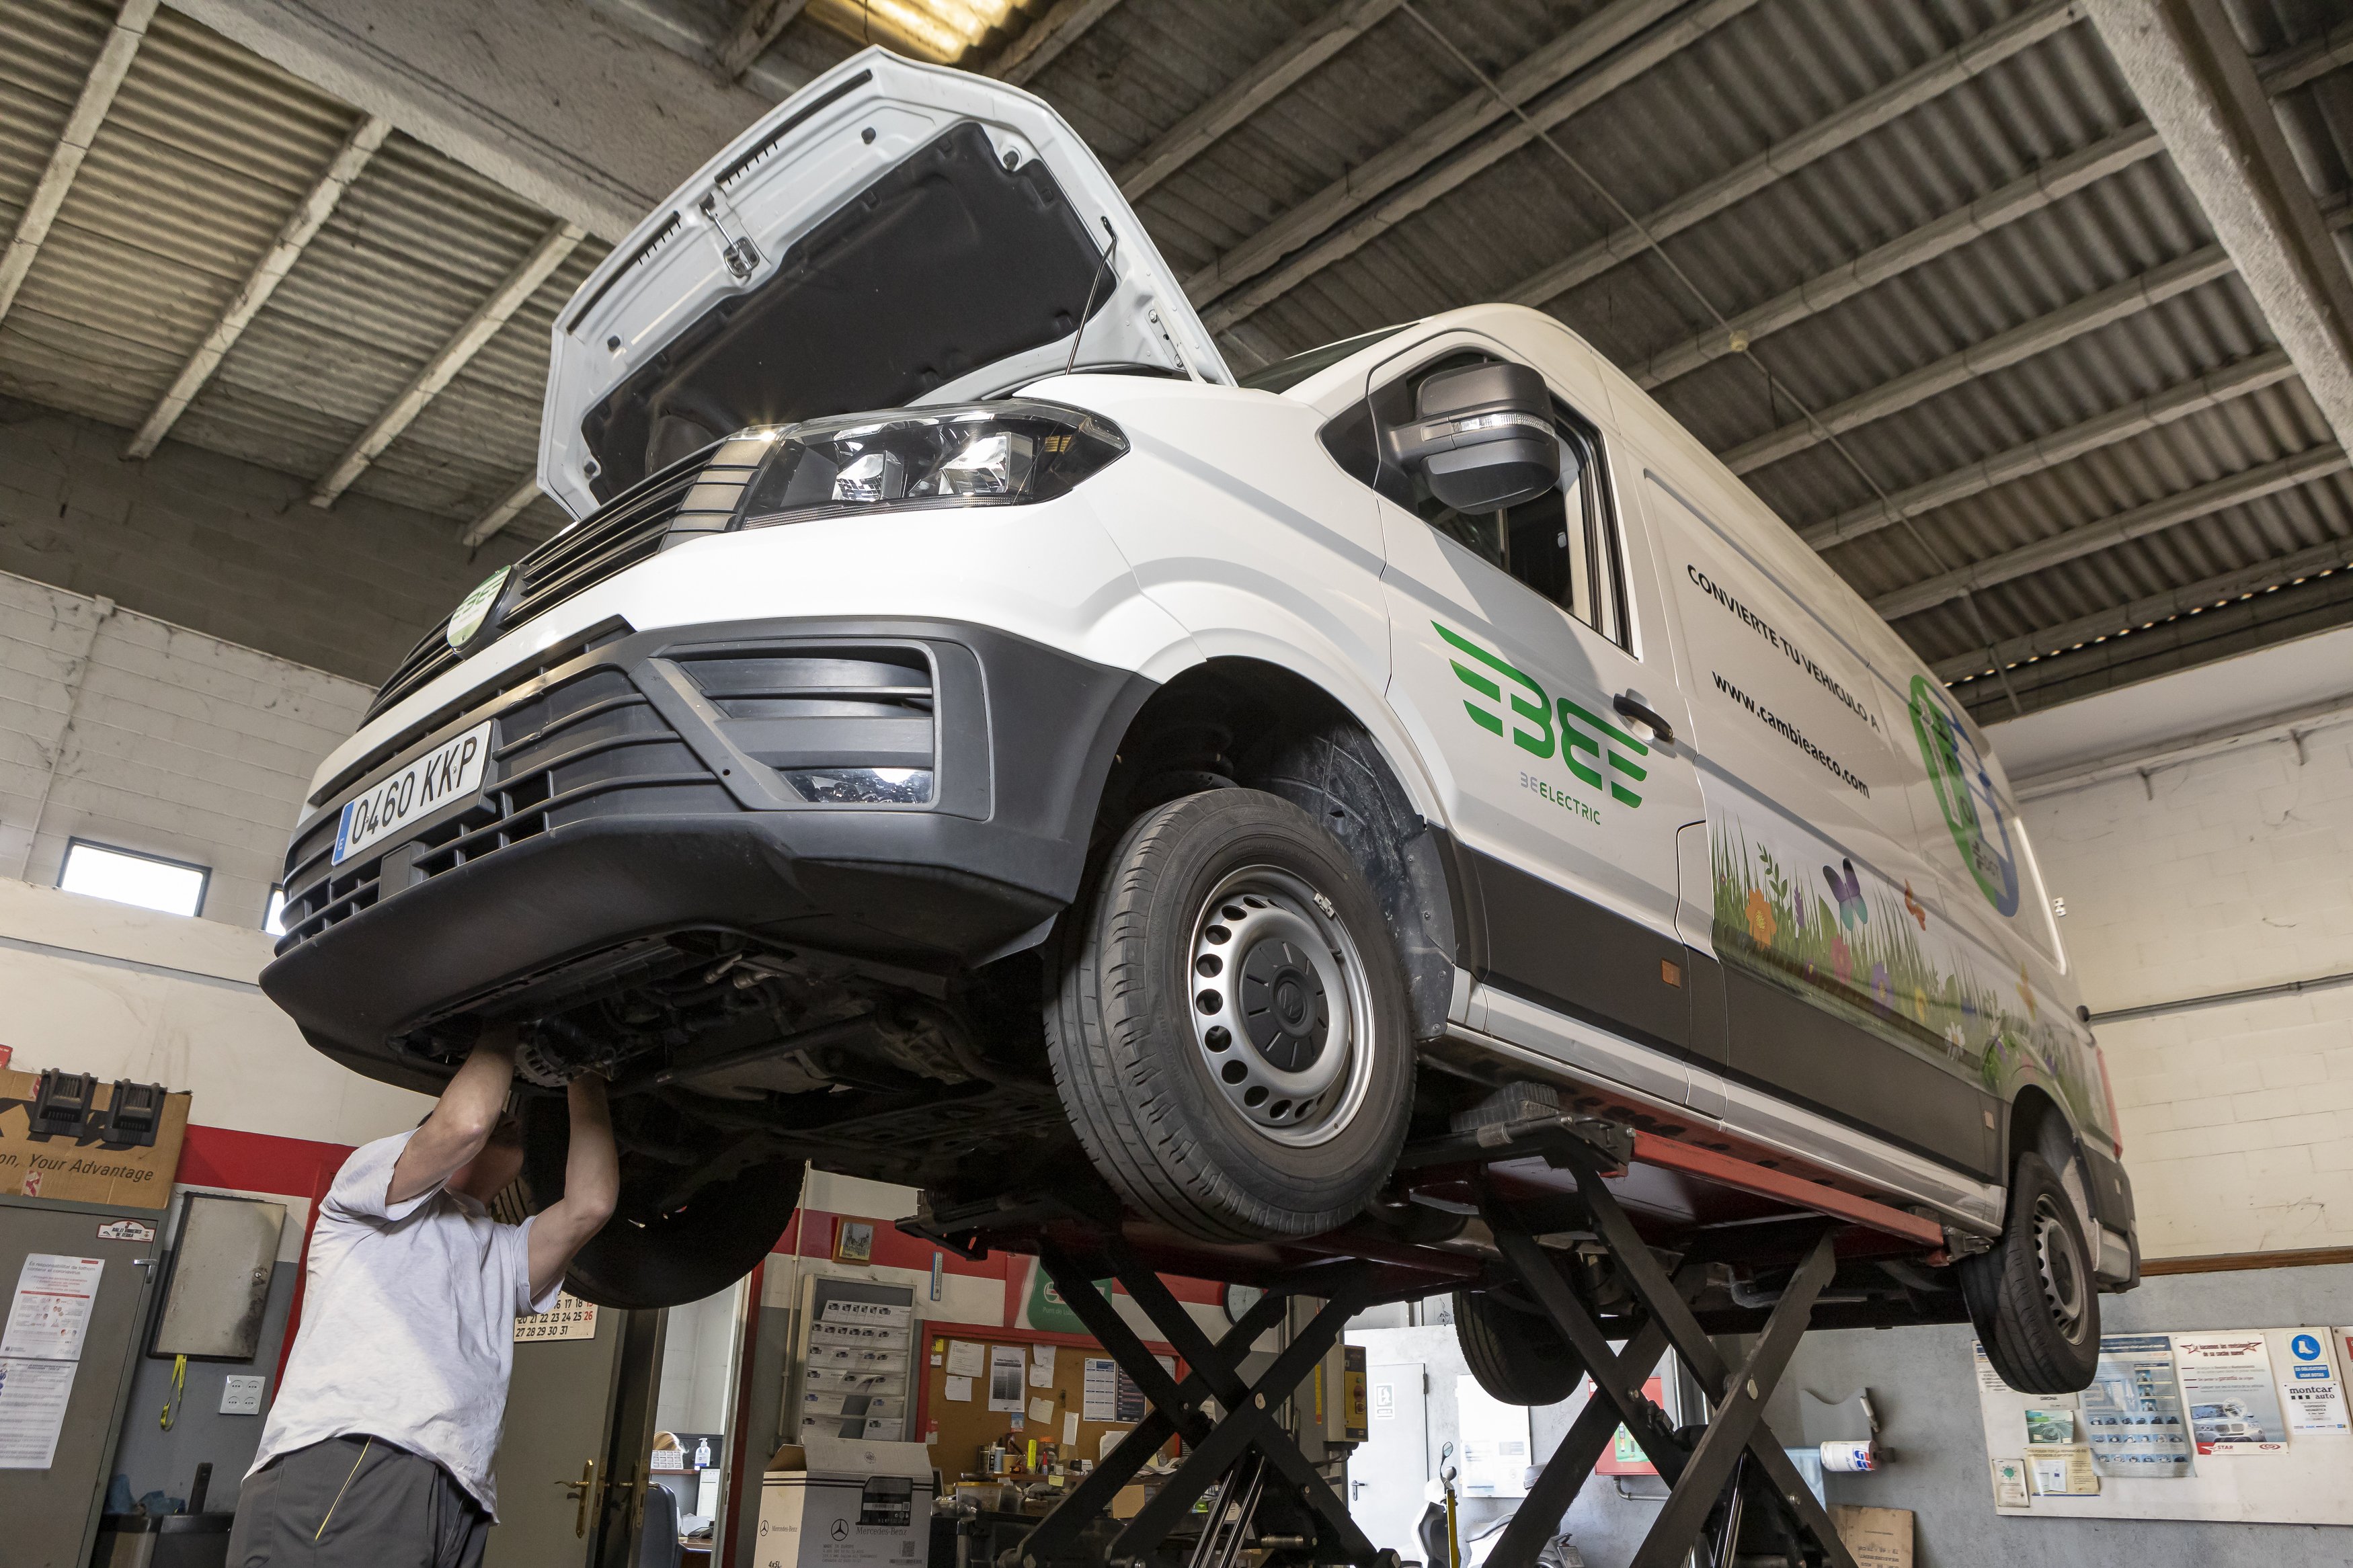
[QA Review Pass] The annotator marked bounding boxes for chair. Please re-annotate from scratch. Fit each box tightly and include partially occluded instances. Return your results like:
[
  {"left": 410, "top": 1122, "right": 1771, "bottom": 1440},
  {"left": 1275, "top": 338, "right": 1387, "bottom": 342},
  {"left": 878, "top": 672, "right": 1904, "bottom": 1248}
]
[{"left": 635, "top": 1477, "right": 684, "bottom": 1568}]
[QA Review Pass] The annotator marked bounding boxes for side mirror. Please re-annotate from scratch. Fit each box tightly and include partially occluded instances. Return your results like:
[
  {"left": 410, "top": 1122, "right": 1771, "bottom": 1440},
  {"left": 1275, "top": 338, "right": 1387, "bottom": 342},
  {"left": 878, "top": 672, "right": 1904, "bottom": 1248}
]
[{"left": 1383, "top": 361, "right": 1559, "bottom": 512}]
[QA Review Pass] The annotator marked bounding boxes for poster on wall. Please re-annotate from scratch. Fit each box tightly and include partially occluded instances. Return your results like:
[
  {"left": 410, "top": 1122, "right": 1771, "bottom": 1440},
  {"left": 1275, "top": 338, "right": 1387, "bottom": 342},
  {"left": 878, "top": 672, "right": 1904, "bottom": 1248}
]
[
  {"left": 2171, "top": 1333, "right": 2289, "bottom": 1454},
  {"left": 2081, "top": 1334, "right": 2194, "bottom": 1477},
  {"left": 2278, "top": 1331, "right": 2350, "bottom": 1437}
]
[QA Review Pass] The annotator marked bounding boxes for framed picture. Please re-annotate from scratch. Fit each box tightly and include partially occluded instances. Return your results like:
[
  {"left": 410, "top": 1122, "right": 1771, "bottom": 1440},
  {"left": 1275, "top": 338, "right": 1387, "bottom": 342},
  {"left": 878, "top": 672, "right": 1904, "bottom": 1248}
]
[{"left": 834, "top": 1219, "right": 875, "bottom": 1264}]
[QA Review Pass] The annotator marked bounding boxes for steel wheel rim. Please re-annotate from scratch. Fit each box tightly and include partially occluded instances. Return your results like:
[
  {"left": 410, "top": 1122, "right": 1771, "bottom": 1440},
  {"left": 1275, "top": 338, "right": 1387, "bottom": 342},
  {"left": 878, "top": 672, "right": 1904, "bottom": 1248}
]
[
  {"left": 1186, "top": 864, "right": 1375, "bottom": 1147},
  {"left": 2032, "top": 1192, "right": 2089, "bottom": 1343}
]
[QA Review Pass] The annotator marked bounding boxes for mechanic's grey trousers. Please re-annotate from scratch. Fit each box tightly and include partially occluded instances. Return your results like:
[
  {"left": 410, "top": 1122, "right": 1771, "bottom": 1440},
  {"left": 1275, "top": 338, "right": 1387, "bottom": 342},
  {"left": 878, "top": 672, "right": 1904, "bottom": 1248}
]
[{"left": 227, "top": 1434, "right": 489, "bottom": 1568}]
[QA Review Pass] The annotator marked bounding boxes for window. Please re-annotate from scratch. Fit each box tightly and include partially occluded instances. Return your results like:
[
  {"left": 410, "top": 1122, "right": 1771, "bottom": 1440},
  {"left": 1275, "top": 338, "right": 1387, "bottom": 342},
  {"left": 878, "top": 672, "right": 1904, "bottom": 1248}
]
[
  {"left": 1322, "top": 351, "right": 1628, "bottom": 645},
  {"left": 264, "top": 885, "right": 288, "bottom": 937},
  {"left": 58, "top": 840, "right": 210, "bottom": 918}
]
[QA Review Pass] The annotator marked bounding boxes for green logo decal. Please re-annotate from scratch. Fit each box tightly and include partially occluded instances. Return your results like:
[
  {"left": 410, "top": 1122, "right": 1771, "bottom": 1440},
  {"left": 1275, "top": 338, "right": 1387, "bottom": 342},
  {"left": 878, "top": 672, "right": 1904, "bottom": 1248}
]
[
  {"left": 1436, "top": 621, "right": 1646, "bottom": 809},
  {"left": 1907, "top": 675, "right": 2018, "bottom": 916},
  {"left": 446, "top": 565, "right": 512, "bottom": 651}
]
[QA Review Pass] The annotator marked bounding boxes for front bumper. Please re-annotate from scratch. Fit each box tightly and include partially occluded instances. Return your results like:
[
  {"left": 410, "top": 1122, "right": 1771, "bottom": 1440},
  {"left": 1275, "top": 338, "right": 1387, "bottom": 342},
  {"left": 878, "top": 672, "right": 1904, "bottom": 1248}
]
[{"left": 262, "top": 615, "right": 1152, "bottom": 1079}]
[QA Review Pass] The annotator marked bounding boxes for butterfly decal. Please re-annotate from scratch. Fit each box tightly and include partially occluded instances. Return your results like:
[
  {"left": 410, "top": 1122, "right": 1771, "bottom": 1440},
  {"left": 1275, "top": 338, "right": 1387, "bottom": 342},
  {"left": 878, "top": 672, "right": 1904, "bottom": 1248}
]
[
  {"left": 1903, "top": 880, "right": 1927, "bottom": 930},
  {"left": 1823, "top": 858, "right": 1867, "bottom": 931}
]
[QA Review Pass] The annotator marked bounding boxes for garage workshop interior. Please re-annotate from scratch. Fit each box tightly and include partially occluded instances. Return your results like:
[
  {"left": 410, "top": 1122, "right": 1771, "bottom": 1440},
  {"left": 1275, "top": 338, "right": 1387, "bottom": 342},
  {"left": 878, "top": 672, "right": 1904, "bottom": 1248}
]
[{"left": 4, "top": 0, "right": 2353, "bottom": 1565}]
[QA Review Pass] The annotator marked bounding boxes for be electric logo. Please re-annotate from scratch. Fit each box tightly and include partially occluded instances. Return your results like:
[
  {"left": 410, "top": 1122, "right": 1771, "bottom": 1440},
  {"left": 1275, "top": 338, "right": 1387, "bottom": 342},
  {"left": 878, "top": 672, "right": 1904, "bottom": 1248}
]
[{"left": 1435, "top": 621, "right": 1646, "bottom": 810}]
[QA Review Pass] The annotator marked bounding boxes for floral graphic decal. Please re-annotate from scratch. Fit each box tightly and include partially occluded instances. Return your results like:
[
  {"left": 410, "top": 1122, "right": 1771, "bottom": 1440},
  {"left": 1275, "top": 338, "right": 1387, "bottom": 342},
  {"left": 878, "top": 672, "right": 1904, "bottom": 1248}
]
[{"left": 1711, "top": 819, "right": 2096, "bottom": 1124}]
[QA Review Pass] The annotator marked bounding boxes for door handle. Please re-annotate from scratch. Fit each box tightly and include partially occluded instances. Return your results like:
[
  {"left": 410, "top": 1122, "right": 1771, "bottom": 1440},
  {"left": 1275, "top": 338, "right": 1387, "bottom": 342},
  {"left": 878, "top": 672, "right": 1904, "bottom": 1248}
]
[
  {"left": 557, "top": 1458, "right": 599, "bottom": 1538},
  {"left": 1613, "top": 692, "right": 1675, "bottom": 747}
]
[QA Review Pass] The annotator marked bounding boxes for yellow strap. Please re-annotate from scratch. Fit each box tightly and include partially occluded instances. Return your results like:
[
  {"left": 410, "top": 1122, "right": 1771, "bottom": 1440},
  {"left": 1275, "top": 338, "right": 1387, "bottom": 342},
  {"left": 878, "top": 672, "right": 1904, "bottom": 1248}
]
[
  {"left": 316, "top": 1437, "right": 374, "bottom": 1540},
  {"left": 158, "top": 1354, "right": 186, "bottom": 1431}
]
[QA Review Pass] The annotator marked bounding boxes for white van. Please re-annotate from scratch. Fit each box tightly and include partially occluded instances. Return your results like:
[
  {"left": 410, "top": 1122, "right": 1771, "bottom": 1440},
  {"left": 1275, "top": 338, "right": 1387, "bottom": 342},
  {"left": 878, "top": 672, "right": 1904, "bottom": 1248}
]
[{"left": 261, "top": 50, "right": 2135, "bottom": 1393}]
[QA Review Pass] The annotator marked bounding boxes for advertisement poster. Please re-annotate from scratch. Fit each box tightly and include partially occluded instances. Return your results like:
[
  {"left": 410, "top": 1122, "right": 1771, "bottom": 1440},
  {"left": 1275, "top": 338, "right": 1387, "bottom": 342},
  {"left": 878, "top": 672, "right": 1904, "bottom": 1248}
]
[
  {"left": 2082, "top": 1333, "right": 2194, "bottom": 1477},
  {"left": 2278, "top": 1331, "right": 2350, "bottom": 1436},
  {"left": 2172, "top": 1333, "right": 2289, "bottom": 1454}
]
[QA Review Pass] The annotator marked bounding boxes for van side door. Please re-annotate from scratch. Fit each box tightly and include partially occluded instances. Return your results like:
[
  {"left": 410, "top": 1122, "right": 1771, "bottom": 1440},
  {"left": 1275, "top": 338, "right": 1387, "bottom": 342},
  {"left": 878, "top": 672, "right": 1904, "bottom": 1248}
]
[
  {"left": 1638, "top": 470, "right": 1999, "bottom": 1175},
  {"left": 1343, "top": 332, "right": 1707, "bottom": 1082}
]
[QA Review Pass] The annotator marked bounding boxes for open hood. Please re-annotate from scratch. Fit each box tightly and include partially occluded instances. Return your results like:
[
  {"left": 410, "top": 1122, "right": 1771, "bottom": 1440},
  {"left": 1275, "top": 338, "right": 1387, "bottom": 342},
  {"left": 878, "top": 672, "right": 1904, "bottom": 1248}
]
[{"left": 539, "top": 48, "right": 1232, "bottom": 515}]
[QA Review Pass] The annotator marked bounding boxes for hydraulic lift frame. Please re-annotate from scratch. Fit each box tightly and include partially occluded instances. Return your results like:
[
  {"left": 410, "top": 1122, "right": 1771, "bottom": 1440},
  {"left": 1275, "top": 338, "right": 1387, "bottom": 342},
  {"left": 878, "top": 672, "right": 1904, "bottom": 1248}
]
[{"left": 909, "top": 1097, "right": 1948, "bottom": 1568}]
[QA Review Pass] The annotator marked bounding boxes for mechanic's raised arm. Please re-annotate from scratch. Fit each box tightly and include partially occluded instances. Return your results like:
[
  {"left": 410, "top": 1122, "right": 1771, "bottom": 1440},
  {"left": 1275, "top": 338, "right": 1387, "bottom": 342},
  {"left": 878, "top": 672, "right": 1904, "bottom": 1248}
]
[
  {"left": 389, "top": 1033, "right": 518, "bottom": 1205},
  {"left": 528, "top": 1074, "right": 619, "bottom": 1301}
]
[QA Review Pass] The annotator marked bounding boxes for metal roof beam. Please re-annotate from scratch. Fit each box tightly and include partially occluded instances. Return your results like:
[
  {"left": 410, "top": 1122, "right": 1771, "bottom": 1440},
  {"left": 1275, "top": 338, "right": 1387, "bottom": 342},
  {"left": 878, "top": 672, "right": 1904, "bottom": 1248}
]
[
  {"left": 1183, "top": 0, "right": 1696, "bottom": 313},
  {"left": 709, "top": 0, "right": 811, "bottom": 83},
  {"left": 2087, "top": 0, "right": 2353, "bottom": 456},
  {"left": 310, "top": 220, "right": 586, "bottom": 509},
  {"left": 458, "top": 473, "right": 547, "bottom": 549},
  {"left": 2254, "top": 17, "right": 2353, "bottom": 97},
  {"left": 1804, "top": 347, "right": 2296, "bottom": 551},
  {"left": 1931, "top": 534, "right": 2353, "bottom": 684},
  {"left": 1636, "top": 124, "right": 2163, "bottom": 390},
  {"left": 987, "top": 0, "right": 1126, "bottom": 87},
  {"left": 125, "top": 115, "right": 391, "bottom": 460},
  {"left": 1509, "top": 0, "right": 2082, "bottom": 315},
  {"left": 1197, "top": 0, "right": 1746, "bottom": 334},
  {"left": 1722, "top": 243, "right": 2236, "bottom": 474},
  {"left": 1117, "top": 0, "right": 1402, "bottom": 201},
  {"left": 1872, "top": 444, "right": 2351, "bottom": 623},
  {"left": 0, "top": 0, "right": 157, "bottom": 326}
]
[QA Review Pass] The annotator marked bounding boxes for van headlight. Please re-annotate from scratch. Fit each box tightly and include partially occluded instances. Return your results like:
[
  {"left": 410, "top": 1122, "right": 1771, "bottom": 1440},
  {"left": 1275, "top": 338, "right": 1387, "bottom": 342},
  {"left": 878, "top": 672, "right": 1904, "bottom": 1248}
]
[{"left": 733, "top": 401, "right": 1127, "bottom": 527}]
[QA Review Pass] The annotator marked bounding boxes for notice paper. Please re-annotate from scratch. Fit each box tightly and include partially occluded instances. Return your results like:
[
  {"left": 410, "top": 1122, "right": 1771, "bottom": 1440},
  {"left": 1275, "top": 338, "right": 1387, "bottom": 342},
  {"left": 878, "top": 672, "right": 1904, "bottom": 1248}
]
[
  {"left": 1082, "top": 1357, "right": 1118, "bottom": 1421},
  {"left": 2173, "top": 1332, "right": 2289, "bottom": 1454},
  {"left": 1029, "top": 1344, "right": 1055, "bottom": 1388},
  {"left": 1063, "top": 1411, "right": 1079, "bottom": 1445},
  {"left": 2083, "top": 1333, "right": 2194, "bottom": 1477},
  {"left": 2028, "top": 1445, "right": 2100, "bottom": 1496},
  {"left": 945, "top": 1340, "right": 986, "bottom": 1378},
  {"left": 1028, "top": 1395, "right": 1055, "bottom": 1426},
  {"left": 0, "top": 1357, "right": 77, "bottom": 1469},
  {"left": 2278, "top": 1331, "right": 2350, "bottom": 1436},
  {"left": 988, "top": 1346, "right": 1027, "bottom": 1412},
  {"left": 944, "top": 1376, "right": 973, "bottom": 1403},
  {"left": 1, "top": 1255, "right": 103, "bottom": 1361},
  {"left": 1989, "top": 1456, "right": 2029, "bottom": 1508}
]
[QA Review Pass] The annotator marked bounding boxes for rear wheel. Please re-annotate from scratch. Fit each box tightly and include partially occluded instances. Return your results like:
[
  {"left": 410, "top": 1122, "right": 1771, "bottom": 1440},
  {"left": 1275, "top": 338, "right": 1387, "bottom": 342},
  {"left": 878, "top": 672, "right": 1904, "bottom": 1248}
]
[
  {"left": 1959, "top": 1149, "right": 2100, "bottom": 1393},
  {"left": 1454, "top": 1289, "right": 1584, "bottom": 1405},
  {"left": 1044, "top": 789, "right": 1414, "bottom": 1242},
  {"left": 522, "top": 1100, "right": 803, "bottom": 1309}
]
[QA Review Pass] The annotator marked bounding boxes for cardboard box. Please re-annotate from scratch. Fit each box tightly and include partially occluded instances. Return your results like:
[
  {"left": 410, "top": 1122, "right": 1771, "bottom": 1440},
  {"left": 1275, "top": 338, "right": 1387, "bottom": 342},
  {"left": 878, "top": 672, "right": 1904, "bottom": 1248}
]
[
  {"left": 756, "top": 1438, "right": 935, "bottom": 1568},
  {"left": 0, "top": 1069, "right": 190, "bottom": 1209},
  {"left": 1830, "top": 1505, "right": 1913, "bottom": 1568}
]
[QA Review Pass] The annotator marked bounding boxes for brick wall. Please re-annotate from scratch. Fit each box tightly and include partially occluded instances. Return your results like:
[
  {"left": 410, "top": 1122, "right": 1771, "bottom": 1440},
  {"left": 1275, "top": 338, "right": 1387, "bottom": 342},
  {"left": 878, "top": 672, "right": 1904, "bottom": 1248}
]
[
  {"left": 2, "top": 568, "right": 370, "bottom": 927},
  {"left": 2020, "top": 715, "right": 2353, "bottom": 1258},
  {"left": 0, "top": 397, "right": 528, "bottom": 684}
]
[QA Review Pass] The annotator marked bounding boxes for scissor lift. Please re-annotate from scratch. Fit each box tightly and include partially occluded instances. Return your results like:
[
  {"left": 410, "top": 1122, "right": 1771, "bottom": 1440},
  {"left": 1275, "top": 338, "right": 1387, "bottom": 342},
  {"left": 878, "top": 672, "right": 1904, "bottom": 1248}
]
[{"left": 911, "top": 1087, "right": 1958, "bottom": 1568}]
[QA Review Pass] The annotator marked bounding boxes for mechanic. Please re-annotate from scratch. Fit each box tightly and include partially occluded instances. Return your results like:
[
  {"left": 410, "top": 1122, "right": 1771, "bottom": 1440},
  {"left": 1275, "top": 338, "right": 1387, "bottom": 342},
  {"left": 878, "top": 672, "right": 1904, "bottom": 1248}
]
[{"left": 226, "top": 1030, "right": 619, "bottom": 1567}]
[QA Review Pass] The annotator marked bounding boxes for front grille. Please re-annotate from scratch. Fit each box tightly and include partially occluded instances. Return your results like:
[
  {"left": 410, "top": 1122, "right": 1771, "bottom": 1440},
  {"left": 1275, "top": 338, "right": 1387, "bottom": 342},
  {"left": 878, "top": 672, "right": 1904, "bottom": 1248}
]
[
  {"left": 362, "top": 438, "right": 767, "bottom": 724},
  {"left": 278, "top": 665, "right": 735, "bottom": 951}
]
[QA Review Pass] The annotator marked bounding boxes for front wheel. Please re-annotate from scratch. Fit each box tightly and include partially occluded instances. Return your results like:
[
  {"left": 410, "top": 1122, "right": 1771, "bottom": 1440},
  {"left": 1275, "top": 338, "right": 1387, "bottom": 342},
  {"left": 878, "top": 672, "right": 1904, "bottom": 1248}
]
[
  {"left": 1044, "top": 789, "right": 1415, "bottom": 1242},
  {"left": 1959, "top": 1149, "right": 2100, "bottom": 1393}
]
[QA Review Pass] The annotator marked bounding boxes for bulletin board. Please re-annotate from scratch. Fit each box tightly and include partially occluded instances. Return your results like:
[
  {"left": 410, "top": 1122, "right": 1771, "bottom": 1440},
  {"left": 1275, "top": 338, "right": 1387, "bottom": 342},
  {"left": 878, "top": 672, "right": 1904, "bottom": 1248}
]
[
  {"left": 1972, "top": 1327, "right": 2353, "bottom": 1524},
  {"left": 914, "top": 1320, "right": 1185, "bottom": 1480}
]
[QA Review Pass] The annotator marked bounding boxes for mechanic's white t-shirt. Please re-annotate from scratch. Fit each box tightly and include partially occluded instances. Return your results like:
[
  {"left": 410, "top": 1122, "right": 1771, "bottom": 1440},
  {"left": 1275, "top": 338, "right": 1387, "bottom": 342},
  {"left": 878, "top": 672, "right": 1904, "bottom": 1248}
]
[{"left": 247, "top": 1130, "right": 557, "bottom": 1517}]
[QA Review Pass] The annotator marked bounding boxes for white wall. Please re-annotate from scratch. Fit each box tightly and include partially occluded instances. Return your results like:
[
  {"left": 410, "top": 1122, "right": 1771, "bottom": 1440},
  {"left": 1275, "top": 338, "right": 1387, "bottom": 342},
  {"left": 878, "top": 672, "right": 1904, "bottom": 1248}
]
[
  {"left": 1, "top": 569, "right": 371, "bottom": 930},
  {"left": 1993, "top": 624, "right": 2353, "bottom": 1260}
]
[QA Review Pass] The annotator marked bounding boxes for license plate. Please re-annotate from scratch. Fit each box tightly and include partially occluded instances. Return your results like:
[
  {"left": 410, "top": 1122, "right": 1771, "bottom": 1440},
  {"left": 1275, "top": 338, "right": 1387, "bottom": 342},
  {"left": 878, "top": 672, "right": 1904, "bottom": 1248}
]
[{"left": 333, "top": 720, "right": 493, "bottom": 865}]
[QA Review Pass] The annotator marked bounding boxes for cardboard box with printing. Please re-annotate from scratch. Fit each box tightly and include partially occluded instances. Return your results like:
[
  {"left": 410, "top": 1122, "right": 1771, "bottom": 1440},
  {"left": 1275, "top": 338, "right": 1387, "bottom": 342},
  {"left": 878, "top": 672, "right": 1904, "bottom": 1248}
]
[{"left": 0, "top": 1068, "right": 189, "bottom": 1208}]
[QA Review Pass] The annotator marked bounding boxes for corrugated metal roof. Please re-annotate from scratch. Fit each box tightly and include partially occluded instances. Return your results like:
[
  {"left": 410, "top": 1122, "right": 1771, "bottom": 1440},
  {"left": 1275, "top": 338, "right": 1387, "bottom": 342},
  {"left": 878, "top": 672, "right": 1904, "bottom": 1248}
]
[{"left": 0, "top": 0, "right": 2347, "bottom": 714}]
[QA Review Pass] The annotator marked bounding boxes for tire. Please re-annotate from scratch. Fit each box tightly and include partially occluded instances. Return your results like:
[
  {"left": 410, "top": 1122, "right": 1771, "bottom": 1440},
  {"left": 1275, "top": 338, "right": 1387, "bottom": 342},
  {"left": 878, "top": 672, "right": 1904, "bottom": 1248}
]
[
  {"left": 1455, "top": 1289, "right": 1584, "bottom": 1405},
  {"left": 1958, "top": 1149, "right": 2100, "bottom": 1393},
  {"left": 1044, "top": 788, "right": 1415, "bottom": 1242},
  {"left": 523, "top": 1103, "right": 803, "bottom": 1309}
]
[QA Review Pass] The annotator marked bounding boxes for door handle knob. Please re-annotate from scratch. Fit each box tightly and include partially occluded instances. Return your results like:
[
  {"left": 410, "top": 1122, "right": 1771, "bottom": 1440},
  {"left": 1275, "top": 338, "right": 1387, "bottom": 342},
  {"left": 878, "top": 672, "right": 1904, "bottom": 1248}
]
[
  {"left": 1612, "top": 692, "right": 1675, "bottom": 747},
  {"left": 556, "top": 1459, "right": 598, "bottom": 1538}
]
